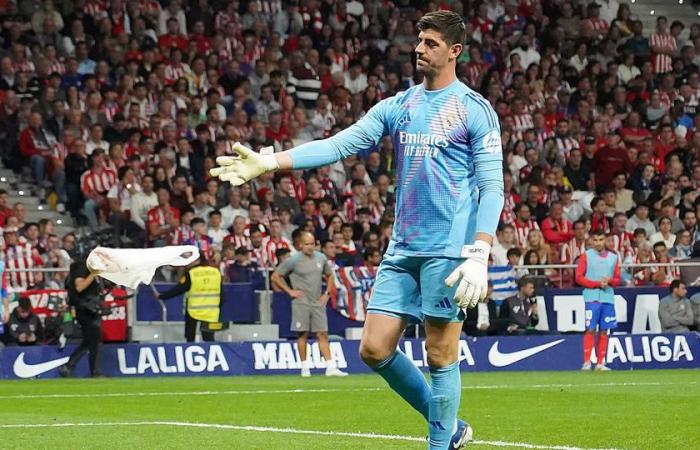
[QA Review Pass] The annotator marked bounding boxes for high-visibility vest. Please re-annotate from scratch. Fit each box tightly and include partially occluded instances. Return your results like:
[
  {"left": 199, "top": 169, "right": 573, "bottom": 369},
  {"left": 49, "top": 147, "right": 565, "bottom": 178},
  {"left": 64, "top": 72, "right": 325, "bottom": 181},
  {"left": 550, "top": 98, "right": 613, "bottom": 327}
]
[{"left": 186, "top": 265, "right": 221, "bottom": 323}]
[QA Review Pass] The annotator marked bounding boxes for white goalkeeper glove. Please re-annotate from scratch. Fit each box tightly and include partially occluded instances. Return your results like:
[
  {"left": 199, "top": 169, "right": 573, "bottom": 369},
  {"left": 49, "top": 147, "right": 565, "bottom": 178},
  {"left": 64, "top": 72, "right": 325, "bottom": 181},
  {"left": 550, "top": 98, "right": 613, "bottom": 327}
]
[
  {"left": 209, "top": 142, "right": 279, "bottom": 185},
  {"left": 444, "top": 240, "right": 490, "bottom": 309}
]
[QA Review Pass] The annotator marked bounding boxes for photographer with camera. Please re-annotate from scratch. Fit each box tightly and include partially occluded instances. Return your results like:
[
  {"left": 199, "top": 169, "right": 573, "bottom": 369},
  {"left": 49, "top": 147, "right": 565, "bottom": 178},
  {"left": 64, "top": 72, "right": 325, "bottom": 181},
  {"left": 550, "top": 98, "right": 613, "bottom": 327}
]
[
  {"left": 59, "top": 258, "right": 105, "bottom": 377},
  {"left": 499, "top": 277, "right": 539, "bottom": 335}
]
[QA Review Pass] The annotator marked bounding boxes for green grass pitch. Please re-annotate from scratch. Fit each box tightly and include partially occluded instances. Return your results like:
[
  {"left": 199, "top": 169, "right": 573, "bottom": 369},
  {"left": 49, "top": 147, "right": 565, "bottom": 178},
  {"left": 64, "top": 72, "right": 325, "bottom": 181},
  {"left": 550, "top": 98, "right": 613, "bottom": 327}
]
[{"left": 0, "top": 370, "right": 698, "bottom": 449}]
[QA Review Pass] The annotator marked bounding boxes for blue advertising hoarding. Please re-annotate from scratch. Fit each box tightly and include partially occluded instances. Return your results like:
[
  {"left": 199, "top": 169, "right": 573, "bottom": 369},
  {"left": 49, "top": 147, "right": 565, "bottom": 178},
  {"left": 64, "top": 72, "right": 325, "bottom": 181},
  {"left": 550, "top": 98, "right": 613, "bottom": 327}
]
[{"left": 1, "top": 333, "right": 697, "bottom": 379}]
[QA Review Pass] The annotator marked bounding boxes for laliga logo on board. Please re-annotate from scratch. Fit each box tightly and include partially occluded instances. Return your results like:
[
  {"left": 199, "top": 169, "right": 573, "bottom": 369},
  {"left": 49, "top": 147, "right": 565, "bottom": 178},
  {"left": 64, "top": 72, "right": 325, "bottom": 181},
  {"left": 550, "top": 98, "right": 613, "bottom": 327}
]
[{"left": 117, "top": 345, "right": 229, "bottom": 375}]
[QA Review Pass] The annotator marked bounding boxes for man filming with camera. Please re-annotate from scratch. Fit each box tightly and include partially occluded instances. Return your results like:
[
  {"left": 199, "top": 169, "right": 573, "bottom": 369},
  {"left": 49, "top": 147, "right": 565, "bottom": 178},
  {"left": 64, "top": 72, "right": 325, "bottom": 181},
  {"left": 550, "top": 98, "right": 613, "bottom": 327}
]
[
  {"left": 500, "top": 277, "right": 539, "bottom": 334},
  {"left": 59, "top": 258, "right": 105, "bottom": 377}
]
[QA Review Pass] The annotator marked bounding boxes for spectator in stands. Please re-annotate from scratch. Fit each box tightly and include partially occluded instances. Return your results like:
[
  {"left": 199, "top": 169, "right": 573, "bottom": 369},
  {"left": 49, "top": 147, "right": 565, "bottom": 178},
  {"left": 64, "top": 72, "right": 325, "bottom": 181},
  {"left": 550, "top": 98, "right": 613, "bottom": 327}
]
[
  {"left": 659, "top": 281, "right": 694, "bottom": 333},
  {"left": 626, "top": 203, "right": 656, "bottom": 238},
  {"left": 652, "top": 242, "right": 679, "bottom": 287},
  {"left": 500, "top": 277, "right": 539, "bottom": 335},
  {"left": 650, "top": 216, "right": 676, "bottom": 249},
  {"left": 7, "top": 297, "right": 42, "bottom": 345},
  {"left": 362, "top": 247, "right": 382, "bottom": 270},
  {"left": 491, "top": 224, "right": 517, "bottom": 267},
  {"left": 80, "top": 148, "right": 117, "bottom": 230},
  {"left": 464, "top": 283, "right": 503, "bottom": 336},
  {"left": 227, "top": 246, "right": 262, "bottom": 285}
]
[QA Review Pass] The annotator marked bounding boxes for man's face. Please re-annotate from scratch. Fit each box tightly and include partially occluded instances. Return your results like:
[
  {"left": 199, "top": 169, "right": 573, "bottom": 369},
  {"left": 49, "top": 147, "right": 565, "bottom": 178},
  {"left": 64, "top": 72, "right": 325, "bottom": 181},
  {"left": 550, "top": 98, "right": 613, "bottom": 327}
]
[
  {"left": 550, "top": 204, "right": 563, "bottom": 219},
  {"left": 636, "top": 206, "right": 649, "bottom": 220},
  {"left": 300, "top": 233, "right": 315, "bottom": 256},
  {"left": 518, "top": 205, "right": 531, "bottom": 221},
  {"left": 322, "top": 242, "right": 336, "bottom": 259},
  {"left": 675, "top": 283, "right": 688, "bottom": 298},
  {"left": 591, "top": 234, "right": 606, "bottom": 252},
  {"left": 520, "top": 282, "right": 535, "bottom": 298},
  {"left": 527, "top": 186, "right": 540, "bottom": 203},
  {"left": 251, "top": 231, "right": 262, "bottom": 247},
  {"left": 683, "top": 211, "right": 696, "bottom": 230},
  {"left": 415, "top": 29, "right": 459, "bottom": 78},
  {"left": 574, "top": 222, "right": 587, "bottom": 240},
  {"left": 502, "top": 227, "right": 514, "bottom": 243},
  {"left": 613, "top": 215, "right": 626, "bottom": 231},
  {"left": 342, "top": 226, "right": 353, "bottom": 240},
  {"left": 210, "top": 214, "right": 221, "bottom": 228}
]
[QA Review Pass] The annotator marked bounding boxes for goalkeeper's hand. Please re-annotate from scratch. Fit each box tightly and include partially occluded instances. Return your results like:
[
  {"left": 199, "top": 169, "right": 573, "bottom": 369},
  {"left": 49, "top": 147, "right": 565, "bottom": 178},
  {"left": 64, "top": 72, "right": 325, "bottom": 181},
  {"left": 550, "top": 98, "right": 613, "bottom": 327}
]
[
  {"left": 209, "top": 142, "right": 279, "bottom": 185},
  {"left": 444, "top": 241, "right": 490, "bottom": 309}
]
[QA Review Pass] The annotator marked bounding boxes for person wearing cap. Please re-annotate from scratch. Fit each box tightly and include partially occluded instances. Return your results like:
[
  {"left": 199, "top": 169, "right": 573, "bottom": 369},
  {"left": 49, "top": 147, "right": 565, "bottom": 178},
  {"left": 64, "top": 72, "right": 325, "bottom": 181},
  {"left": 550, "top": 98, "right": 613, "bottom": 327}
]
[
  {"left": 582, "top": 2, "right": 608, "bottom": 40},
  {"left": 226, "top": 246, "right": 264, "bottom": 289},
  {"left": 155, "top": 255, "right": 223, "bottom": 343}
]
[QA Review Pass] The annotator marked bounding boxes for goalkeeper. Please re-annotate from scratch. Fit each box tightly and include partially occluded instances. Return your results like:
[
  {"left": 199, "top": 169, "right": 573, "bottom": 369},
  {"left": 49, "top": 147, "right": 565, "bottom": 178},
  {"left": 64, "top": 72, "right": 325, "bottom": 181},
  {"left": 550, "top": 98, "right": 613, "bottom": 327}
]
[{"left": 210, "top": 11, "right": 503, "bottom": 450}]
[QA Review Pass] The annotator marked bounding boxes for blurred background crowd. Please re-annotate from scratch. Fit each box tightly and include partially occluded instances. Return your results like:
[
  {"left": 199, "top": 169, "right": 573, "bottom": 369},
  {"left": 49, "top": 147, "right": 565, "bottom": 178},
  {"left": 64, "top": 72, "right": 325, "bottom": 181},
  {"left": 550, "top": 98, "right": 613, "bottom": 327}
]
[{"left": 0, "top": 0, "right": 699, "bottom": 297}]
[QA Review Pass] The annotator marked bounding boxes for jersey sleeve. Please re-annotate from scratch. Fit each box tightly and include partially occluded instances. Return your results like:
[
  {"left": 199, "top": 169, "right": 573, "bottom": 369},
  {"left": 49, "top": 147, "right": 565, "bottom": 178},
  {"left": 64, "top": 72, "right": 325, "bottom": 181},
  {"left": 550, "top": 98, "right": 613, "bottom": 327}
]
[
  {"left": 288, "top": 97, "right": 393, "bottom": 170},
  {"left": 467, "top": 96, "right": 504, "bottom": 238}
]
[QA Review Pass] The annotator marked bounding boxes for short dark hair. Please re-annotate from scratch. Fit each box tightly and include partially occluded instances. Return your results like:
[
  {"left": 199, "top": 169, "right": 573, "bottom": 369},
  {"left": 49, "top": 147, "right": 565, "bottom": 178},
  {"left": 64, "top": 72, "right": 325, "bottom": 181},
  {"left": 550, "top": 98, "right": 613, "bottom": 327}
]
[
  {"left": 191, "top": 217, "right": 205, "bottom": 227},
  {"left": 506, "top": 248, "right": 522, "bottom": 258},
  {"left": 518, "top": 277, "right": 534, "bottom": 290},
  {"left": 669, "top": 279, "right": 684, "bottom": 293},
  {"left": 416, "top": 11, "right": 466, "bottom": 47},
  {"left": 590, "top": 228, "right": 606, "bottom": 237}
]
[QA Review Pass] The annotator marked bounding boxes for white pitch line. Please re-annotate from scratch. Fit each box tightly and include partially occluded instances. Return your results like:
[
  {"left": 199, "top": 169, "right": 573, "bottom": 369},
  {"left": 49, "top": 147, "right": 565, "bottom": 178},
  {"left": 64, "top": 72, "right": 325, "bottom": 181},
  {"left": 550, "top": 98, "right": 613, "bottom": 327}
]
[
  {"left": 0, "top": 421, "right": 623, "bottom": 450},
  {"left": 0, "top": 380, "right": 692, "bottom": 401}
]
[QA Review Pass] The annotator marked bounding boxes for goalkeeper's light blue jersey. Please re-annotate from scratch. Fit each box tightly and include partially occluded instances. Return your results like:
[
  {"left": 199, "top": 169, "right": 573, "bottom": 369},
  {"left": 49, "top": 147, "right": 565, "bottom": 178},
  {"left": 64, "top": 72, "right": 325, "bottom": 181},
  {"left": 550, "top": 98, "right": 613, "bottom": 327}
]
[{"left": 289, "top": 79, "right": 504, "bottom": 258}]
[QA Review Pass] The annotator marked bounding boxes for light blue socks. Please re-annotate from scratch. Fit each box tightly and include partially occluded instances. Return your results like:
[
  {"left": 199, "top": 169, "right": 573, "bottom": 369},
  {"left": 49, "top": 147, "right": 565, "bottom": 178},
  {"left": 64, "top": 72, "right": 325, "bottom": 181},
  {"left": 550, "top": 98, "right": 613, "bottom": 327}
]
[
  {"left": 373, "top": 351, "right": 431, "bottom": 420},
  {"left": 428, "top": 361, "right": 461, "bottom": 449}
]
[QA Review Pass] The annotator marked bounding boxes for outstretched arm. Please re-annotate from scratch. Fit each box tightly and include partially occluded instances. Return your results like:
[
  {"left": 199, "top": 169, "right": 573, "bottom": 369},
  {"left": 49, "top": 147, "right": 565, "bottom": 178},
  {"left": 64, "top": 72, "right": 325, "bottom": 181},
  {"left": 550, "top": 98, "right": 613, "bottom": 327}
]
[{"left": 211, "top": 99, "right": 391, "bottom": 184}]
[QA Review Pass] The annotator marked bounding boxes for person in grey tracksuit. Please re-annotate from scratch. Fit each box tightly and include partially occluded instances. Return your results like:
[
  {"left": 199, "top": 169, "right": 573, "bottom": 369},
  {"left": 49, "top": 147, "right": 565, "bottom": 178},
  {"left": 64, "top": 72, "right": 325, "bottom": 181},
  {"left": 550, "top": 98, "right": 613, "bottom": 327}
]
[{"left": 658, "top": 280, "right": 694, "bottom": 333}]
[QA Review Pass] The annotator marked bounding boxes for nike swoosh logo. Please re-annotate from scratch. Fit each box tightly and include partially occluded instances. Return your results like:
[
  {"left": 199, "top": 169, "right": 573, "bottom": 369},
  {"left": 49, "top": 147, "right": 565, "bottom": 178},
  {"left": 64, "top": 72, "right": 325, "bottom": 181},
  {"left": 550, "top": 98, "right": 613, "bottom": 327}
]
[
  {"left": 13, "top": 353, "right": 70, "bottom": 379},
  {"left": 488, "top": 339, "right": 565, "bottom": 367}
]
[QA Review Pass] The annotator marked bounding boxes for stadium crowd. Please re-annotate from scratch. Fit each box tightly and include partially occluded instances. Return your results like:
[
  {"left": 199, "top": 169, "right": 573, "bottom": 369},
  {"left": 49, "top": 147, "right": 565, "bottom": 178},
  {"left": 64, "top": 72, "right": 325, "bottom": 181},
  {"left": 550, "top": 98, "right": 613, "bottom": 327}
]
[{"left": 0, "top": 0, "right": 699, "bottom": 308}]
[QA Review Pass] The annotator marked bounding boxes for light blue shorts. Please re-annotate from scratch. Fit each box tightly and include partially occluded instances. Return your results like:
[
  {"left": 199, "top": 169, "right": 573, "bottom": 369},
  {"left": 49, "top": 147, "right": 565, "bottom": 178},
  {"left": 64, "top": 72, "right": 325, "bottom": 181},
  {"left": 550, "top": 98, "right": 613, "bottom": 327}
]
[{"left": 367, "top": 254, "right": 465, "bottom": 323}]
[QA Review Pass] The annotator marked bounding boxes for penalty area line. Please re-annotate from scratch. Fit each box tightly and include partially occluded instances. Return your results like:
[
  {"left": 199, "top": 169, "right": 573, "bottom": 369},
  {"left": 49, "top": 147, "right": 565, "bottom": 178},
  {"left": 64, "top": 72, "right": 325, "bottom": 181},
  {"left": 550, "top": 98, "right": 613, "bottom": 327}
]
[{"left": 0, "top": 421, "right": 623, "bottom": 450}]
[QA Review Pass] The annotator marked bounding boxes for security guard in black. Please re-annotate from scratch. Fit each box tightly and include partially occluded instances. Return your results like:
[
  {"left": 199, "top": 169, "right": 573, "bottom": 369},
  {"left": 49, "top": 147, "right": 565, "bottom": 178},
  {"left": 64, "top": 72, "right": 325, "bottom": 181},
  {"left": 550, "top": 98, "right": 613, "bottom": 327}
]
[{"left": 60, "top": 260, "right": 104, "bottom": 377}]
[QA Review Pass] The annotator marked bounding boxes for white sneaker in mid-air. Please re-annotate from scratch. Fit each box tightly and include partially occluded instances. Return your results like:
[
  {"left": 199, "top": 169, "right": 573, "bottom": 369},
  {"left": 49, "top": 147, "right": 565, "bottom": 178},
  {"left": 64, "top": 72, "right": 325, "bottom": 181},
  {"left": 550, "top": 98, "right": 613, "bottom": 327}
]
[{"left": 325, "top": 367, "right": 349, "bottom": 377}]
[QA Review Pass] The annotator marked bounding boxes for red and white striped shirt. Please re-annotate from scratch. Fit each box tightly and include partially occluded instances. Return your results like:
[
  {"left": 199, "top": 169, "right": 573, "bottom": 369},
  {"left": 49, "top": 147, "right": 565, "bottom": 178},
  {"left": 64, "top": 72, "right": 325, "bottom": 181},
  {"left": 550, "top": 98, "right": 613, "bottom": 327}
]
[
  {"left": 250, "top": 246, "right": 268, "bottom": 268},
  {"left": 80, "top": 168, "right": 117, "bottom": 195},
  {"left": 500, "top": 192, "right": 521, "bottom": 225},
  {"left": 609, "top": 231, "right": 633, "bottom": 258},
  {"left": 170, "top": 224, "right": 195, "bottom": 246},
  {"left": 511, "top": 113, "right": 534, "bottom": 141},
  {"left": 51, "top": 142, "right": 69, "bottom": 163},
  {"left": 262, "top": 236, "right": 291, "bottom": 267},
  {"left": 48, "top": 59, "right": 66, "bottom": 75},
  {"left": 13, "top": 59, "right": 35, "bottom": 75},
  {"left": 650, "top": 31, "right": 677, "bottom": 74},
  {"left": 101, "top": 102, "right": 120, "bottom": 123},
  {"left": 3, "top": 243, "right": 43, "bottom": 291},
  {"left": 585, "top": 18, "right": 608, "bottom": 35},
  {"left": 147, "top": 205, "right": 180, "bottom": 245},
  {"left": 513, "top": 219, "right": 540, "bottom": 249},
  {"left": 554, "top": 136, "right": 579, "bottom": 159},
  {"left": 560, "top": 238, "right": 586, "bottom": 264},
  {"left": 223, "top": 233, "right": 251, "bottom": 250}
]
